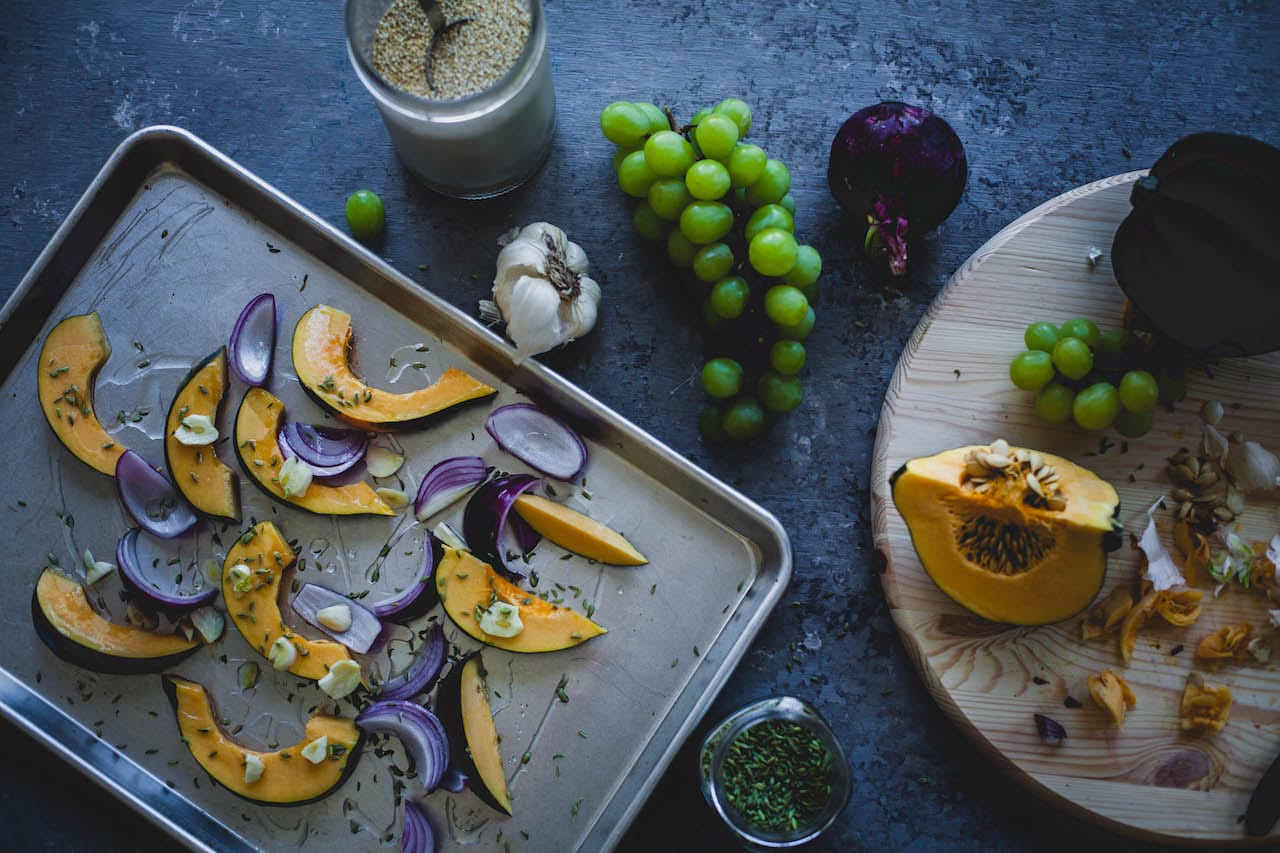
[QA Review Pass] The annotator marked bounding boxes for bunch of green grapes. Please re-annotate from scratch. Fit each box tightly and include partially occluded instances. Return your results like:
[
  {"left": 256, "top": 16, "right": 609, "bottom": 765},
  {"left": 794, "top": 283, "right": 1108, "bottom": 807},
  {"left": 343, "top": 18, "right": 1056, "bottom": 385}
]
[
  {"left": 1010, "top": 318, "right": 1187, "bottom": 437},
  {"left": 599, "top": 98, "right": 821, "bottom": 442}
]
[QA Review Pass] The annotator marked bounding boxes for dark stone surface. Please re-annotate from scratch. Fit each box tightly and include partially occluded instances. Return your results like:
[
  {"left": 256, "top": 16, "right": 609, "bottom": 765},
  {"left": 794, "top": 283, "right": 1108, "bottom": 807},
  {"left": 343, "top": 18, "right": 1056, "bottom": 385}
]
[{"left": 0, "top": 1, "right": 1277, "bottom": 850}]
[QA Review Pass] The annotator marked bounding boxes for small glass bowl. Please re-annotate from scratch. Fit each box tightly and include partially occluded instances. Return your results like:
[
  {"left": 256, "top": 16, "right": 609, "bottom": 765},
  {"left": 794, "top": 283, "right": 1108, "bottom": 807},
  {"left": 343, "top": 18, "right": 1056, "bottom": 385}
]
[{"left": 699, "top": 696, "right": 852, "bottom": 849}]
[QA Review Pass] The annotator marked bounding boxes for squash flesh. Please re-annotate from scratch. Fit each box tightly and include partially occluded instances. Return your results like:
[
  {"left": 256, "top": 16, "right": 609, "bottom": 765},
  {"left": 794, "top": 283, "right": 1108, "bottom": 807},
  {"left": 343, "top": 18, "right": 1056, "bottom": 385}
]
[
  {"left": 165, "top": 347, "right": 240, "bottom": 520},
  {"left": 459, "top": 655, "right": 512, "bottom": 814},
  {"left": 37, "top": 312, "right": 126, "bottom": 476},
  {"left": 35, "top": 569, "right": 198, "bottom": 659},
  {"left": 512, "top": 494, "right": 647, "bottom": 566}
]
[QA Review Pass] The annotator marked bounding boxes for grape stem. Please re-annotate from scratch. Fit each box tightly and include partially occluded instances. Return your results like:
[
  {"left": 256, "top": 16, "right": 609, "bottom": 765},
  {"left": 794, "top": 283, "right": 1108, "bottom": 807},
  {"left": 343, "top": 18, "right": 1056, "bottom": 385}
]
[{"left": 864, "top": 194, "right": 910, "bottom": 277}]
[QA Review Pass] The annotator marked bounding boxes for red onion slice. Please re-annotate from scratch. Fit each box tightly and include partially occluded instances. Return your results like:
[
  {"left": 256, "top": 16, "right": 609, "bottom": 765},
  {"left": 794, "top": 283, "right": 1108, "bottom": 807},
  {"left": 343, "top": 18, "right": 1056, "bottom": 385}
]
[
  {"left": 115, "top": 450, "right": 198, "bottom": 539},
  {"left": 372, "top": 534, "right": 442, "bottom": 622},
  {"left": 438, "top": 767, "right": 468, "bottom": 795},
  {"left": 278, "top": 420, "right": 369, "bottom": 476},
  {"left": 115, "top": 527, "right": 218, "bottom": 613},
  {"left": 379, "top": 624, "right": 446, "bottom": 701},
  {"left": 355, "top": 700, "right": 449, "bottom": 793},
  {"left": 402, "top": 799, "right": 437, "bottom": 853},
  {"left": 462, "top": 474, "right": 541, "bottom": 579},
  {"left": 291, "top": 583, "right": 384, "bottom": 654},
  {"left": 485, "top": 404, "right": 587, "bottom": 481},
  {"left": 228, "top": 293, "right": 277, "bottom": 386},
  {"left": 413, "top": 456, "right": 487, "bottom": 521}
]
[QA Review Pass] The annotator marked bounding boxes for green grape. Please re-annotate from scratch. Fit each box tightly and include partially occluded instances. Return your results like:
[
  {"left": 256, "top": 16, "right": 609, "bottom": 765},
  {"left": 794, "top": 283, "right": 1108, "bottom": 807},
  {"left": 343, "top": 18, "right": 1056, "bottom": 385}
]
[
  {"left": 722, "top": 397, "right": 765, "bottom": 440},
  {"left": 690, "top": 107, "right": 712, "bottom": 125},
  {"left": 783, "top": 245, "right": 821, "bottom": 288},
  {"left": 1051, "top": 336, "right": 1093, "bottom": 381},
  {"left": 777, "top": 306, "right": 816, "bottom": 340},
  {"left": 701, "top": 298, "right": 723, "bottom": 331},
  {"left": 600, "top": 102, "right": 650, "bottom": 148},
  {"left": 779, "top": 193, "right": 795, "bottom": 214},
  {"left": 648, "top": 178, "right": 692, "bottom": 221},
  {"left": 612, "top": 147, "right": 633, "bottom": 173},
  {"left": 1096, "top": 327, "right": 1132, "bottom": 358},
  {"left": 764, "top": 285, "right": 808, "bottom": 327},
  {"left": 745, "top": 160, "right": 791, "bottom": 206},
  {"left": 633, "top": 101, "right": 669, "bottom": 134},
  {"left": 632, "top": 202, "right": 666, "bottom": 241},
  {"left": 1059, "top": 317, "right": 1101, "bottom": 349},
  {"left": 1034, "top": 383, "right": 1075, "bottom": 424},
  {"left": 617, "top": 150, "right": 657, "bottom": 198},
  {"left": 1117, "top": 370, "right": 1159, "bottom": 413},
  {"left": 1156, "top": 365, "right": 1188, "bottom": 404},
  {"left": 1114, "top": 407, "right": 1155, "bottom": 438},
  {"left": 749, "top": 227, "right": 799, "bottom": 276},
  {"left": 698, "top": 404, "right": 726, "bottom": 442},
  {"left": 769, "top": 340, "right": 806, "bottom": 376},
  {"left": 758, "top": 371, "right": 803, "bottom": 413},
  {"left": 694, "top": 114, "right": 740, "bottom": 162},
  {"left": 1023, "top": 321, "right": 1060, "bottom": 353},
  {"left": 709, "top": 276, "right": 749, "bottom": 319},
  {"left": 666, "top": 228, "right": 697, "bottom": 268},
  {"left": 1009, "top": 350, "right": 1055, "bottom": 391},
  {"left": 679, "top": 201, "right": 734, "bottom": 244},
  {"left": 644, "top": 130, "right": 697, "bottom": 177},
  {"left": 693, "top": 242, "right": 734, "bottom": 282},
  {"left": 685, "top": 159, "right": 731, "bottom": 200},
  {"left": 1072, "top": 382, "right": 1120, "bottom": 431},
  {"left": 701, "top": 358, "right": 743, "bottom": 399},
  {"left": 728, "top": 145, "right": 767, "bottom": 188},
  {"left": 744, "top": 204, "right": 795, "bottom": 243},
  {"left": 712, "top": 98, "right": 752, "bottom": 136},
  {"left": 345, "top": 190, "right": 385, "bottom": 240}
]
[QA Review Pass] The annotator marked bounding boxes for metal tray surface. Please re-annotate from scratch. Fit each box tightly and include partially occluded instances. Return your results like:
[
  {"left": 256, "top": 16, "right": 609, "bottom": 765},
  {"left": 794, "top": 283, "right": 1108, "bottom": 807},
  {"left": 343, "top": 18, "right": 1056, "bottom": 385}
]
[{"left": 0, "top": 127, "right": 791, "bottom": 852}]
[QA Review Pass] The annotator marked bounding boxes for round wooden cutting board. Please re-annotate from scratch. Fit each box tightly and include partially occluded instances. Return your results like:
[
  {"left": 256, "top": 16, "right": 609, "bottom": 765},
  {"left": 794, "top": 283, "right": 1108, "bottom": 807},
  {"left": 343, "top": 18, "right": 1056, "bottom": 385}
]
[{"left": 871, "top": 172, "right": 1280, "bottom": 845}]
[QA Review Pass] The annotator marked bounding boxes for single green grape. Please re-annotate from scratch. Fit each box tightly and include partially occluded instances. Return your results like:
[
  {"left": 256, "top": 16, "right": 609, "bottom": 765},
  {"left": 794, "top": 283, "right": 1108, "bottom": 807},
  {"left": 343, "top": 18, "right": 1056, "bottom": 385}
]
[
  {"left": 633, "top": 101, "right": 669, "bottom": 134},
  {"left": 728, "top": 145, "right": 767, "bottom": 188},
  {"left": 1023, "top": 321, "right": 1060, "bottom": 353},
  {"left": 698, "top": 404, "right": 726, "bottom": 442},
  {"left": 648, "top": 178, "right": 692, "bottom": 221},
  {"left": 644, "top": 130, "right": 697, "bottom": 177},
  {"left": 345, "top": 190, "right": 385, "bottom": 240},
  {"left": 722, "top": 397, "right": 765, "bottom": 440},
  {"left": 632, "top": 202, "right": 666, "bottom": 241},
  {"left": 617, "top": 150, "right": 657, "bottom": 198},
  {"left": 1059, "top": 317, "right": 1101, "bottom": 349},
  {"left": 712, "top": 98, "right": 753, "bottom": 136},
  {"left": 692, "top": 242, "right": 734, "bottom": 282},
  {"left": 764, "top": 285, "right": 809, "bottom": 327},
  {"left": 701, "top": 358, "right": 743, "bottom": 399},
  {"left": 758, "top": 371, "right": 803, "bottom": 413},
  {"left": 1051, "top": 336, "right": 1093, "bottom": 381},
  {"left": 600, "top": 102, "right": 650, "bottom": 148},
  {"left": 777, "top": 306, "right": 816, "bottom": 340},
  {"left": 685, "top": 159, "right": 731, "bottom": 200},
  {"left": 666, "top": 228, "right": 697, "bottom": 268},
  {"left": 749, "top": 227, "right": 799, "bottom": 276},
  {"left": 1034, "top": 383, "right": 1075, "bottom": 424},
  {"left": 690, "top": 107, "right": 712, "bottom": 125},
  {"left": 709, "top": 276, "right": 749, "bottom": 319},
  {"left": 1009, "top": 350, "right": 1056, "bottom": 391},
  {"left": 694, "top": 114, "right": 740, "bottom": 162},
  {"left": 1117, "top": 370, "right": 1159, "bottom": 413},
  {"left": 782, "top": 245, "right": 821, "bottom": 288},
  {"left": 744, "top": 204, "right": 795, "bottom": 243},
  {"left": 1114, "top": 407, "right": 1155, "bottom": 438},
  {"left": 769, "top": 340, "right": 806, "bottom": 376},
  {"left": 679, "top": 201, "right": 734, "bottom": 244},
  {"left": 1072, "top": 382, "right": 1120, "bottom": 431},
  {"left": 745, "top": 160, "right": 791, "bottom": 206},
  {"left": 779, "top": 193, "right": 795, "bottom": 214},
  {"left": 612, "top": 147, "right": 633, "bottom": 173}
]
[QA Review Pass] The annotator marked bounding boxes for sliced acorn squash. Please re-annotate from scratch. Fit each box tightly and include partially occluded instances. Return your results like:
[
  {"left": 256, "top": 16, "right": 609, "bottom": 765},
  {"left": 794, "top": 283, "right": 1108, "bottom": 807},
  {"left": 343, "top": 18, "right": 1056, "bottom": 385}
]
[
  {"left": 435, "top": 547, "right": 606, "bottom": 653},
  {"left": 291, "top": 304, "right": 496, "bottom": 431},
  {"left": 234, "top": 387, "right": 393, "bottom": 517},
  {"left": 436, "top": 653, "right": 512, "bottom": 814},
  {"left": 164, "top": 347, "right": 241, "bottom": 521},
  {"left": 512, "top": 494, "right": 647, "bottom": 566},
  {"left": 891, "top": 440, "right": 1121, "bottom": 625},
  {"left": 162, "top": 675, "right": 360, "bottom": 805},
  {"left": 32, "top": 568, "right": 199, "bottom": 673},
  {"left": 222, "top": 521, "right": 353, "bottom": 680},
  {"left": 37, "top": 312, "right": 127, "bottom": 475}
]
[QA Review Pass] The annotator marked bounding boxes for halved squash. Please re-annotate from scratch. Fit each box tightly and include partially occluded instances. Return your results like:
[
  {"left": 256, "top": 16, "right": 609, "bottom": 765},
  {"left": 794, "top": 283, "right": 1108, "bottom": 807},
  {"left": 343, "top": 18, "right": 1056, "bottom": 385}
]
[
  {"left": 512, "top": 494, "right": 647, "bottom": 566},
  {"left": 162, "top": 675, "right": 360, "bottom": 805},
  {"left": 222, "top": 521, "right": 353, "bottom": 680},
  {"left": 164, "top": 347, "right": 240, "bottom": 521},
  {"left": 436, "top": 653, "right": 512, "bottom": 814},
  {"left": 435, "top": 547, "right": 605, "bottom": 653},
  {"left": 234, "top": 387, "right": 393, "bottom": 516},
  {"left": 32, "top": 568, "right": 199, "bottom": 673},
  {"left": 291, "top": 304, "right": 496, "bottom": 431},
  {"left": 37, "top": 312, "right": 127, "bottom": 475}
]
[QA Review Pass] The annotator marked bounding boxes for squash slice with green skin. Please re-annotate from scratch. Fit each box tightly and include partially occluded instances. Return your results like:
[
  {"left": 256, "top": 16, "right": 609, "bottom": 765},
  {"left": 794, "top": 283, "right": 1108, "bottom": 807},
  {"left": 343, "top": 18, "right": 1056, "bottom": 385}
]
[
  {"left": 165, "top": 347, "right": 241, "bottom": 521},
  {"left": 37, "top": 312, "right": 127, "bottom": 475},
  {"left": 32, "top": 568, "right": 199, "bottom": 673},
  {"left": 222, "top": 521, "right": 353, "bottom": 680},
  {"left": 436, "top": 653, "right": 511, "bottom": 814},
  {"left": 436, "top": 547, "right": 605, "bottom": 653},
  {"left": 291, "top": 304, "right": 496, "bottom": 431},
  {"left": 513, "top": 494, "right": 647, "bottom": 566},
  {"left": 162, "top": 675, "right": 361, "bottom": 806},
  {"left": 234, "top": 387, "right": 393, "bottom": 517}
]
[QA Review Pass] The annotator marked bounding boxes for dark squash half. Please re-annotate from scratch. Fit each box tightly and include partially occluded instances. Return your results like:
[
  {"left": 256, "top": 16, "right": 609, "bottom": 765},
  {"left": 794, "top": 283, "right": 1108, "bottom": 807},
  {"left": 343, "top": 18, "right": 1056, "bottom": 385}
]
[
  {"left": 37, "top": 312, "right": 128, "bottom": 475},
  {"left": 164, "top": 347, "right": 241, "bottom": 521},
  {"left": 437, "top": 653, "right": 512, "bottom": 814}
]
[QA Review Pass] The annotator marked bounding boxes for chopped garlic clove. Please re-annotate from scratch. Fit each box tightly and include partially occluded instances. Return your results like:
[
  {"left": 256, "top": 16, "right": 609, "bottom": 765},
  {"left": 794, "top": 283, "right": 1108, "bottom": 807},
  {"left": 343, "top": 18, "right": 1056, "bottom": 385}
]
[
  {"left": 268, "top": 636, "right": 298, "bottom": 671},
  {"left": 280, "top": 455, "right": 313, "bottom": 498},
  {"left": 318, "top": 660, "right": 362, "bottom": 699},
  {"left": 375, "top": 487, "right": 409, "bottom": 511},
  {"left": 174, "top": 414, "right": 219, "bottom": 446},
  {"left": 301, "top": 735, "right": 329, "bottom": 765},
  {"left": 478, "top": 602, "right": 524, "bottom": 638},
  {"left": 228, "top": 563, "right": 253, "bottom": 593},
  {"left": 366, "top": 446, "right": 405, "bottom": 478},
  {"left": 316, "top": 604, "right": 353, "bottom": 633},
  {"left": 243, "top": 753, "right": 264, "bottom": 784}
]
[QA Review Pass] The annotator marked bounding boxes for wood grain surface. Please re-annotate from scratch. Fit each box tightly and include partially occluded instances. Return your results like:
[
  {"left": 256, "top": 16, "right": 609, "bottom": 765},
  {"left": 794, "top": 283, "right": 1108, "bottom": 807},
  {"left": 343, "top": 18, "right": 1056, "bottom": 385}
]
[{"left": 871, "top": 172, "right": 1280, "bottom": 845}]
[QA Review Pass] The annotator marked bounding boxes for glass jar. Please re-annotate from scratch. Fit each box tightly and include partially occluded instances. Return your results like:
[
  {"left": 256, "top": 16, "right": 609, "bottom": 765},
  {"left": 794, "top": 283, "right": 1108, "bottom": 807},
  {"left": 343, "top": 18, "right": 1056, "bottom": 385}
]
[
  {"left": 699, "top": 696, "right": 852, "bottom": 849},
  {"left": 345, "top": 0, "right": 556, "bottom": 199}
]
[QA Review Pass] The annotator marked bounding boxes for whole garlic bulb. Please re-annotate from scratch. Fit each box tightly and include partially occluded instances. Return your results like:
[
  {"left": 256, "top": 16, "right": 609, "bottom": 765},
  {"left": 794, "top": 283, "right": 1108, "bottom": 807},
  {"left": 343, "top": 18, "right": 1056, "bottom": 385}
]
[{"left": 481, "top": 223, "right": 601, "bottom": 363}]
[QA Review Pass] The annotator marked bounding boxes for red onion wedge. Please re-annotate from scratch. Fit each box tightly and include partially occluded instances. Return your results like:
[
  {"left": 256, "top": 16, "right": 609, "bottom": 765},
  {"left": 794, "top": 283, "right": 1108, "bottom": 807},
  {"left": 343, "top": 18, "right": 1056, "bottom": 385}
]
[
  {"left": 463, "top": 474, "right": 541, "bottom": 579},
  {"left": 485, "top": 404, "right": 587, "bottom": 481},
  {"left": 379, "top": 624, "right": 446, "bottom": 701},
  {"left": 116, "top": 450, "right": 198, "bottom": 539},
  {"left": 439, "top": 766, "right": 469, "bottom": 794},
  {"left": 228, "top": 293, "right": 277, "bottom": 386},
  {"left": 413, "top": 456, "right": 487, "bottom": 521},
  {"left": 291, "top": 582, "right": 384, "bottom": 654},
  {"left": 278, "top": 420, "right": 369, "bottom": 477},
  {"left": 115, "top": 527, "right": 218, "bottom": 613},
  {"left": 402, "top": 799, "right": 437, "bottom": 853},
  {"left": 355, "top": 700, "right": 449, "bottom": 793},
  {"left": 373, "top": 534, "right": 442, "bottom": 622}
]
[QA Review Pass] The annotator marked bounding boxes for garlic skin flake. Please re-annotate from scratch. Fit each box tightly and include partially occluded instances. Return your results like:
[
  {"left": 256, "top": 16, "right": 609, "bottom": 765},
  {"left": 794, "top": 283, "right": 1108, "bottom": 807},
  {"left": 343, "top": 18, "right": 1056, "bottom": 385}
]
[{"left": 483, "top": 222, "right": 601, "bottom": 363}]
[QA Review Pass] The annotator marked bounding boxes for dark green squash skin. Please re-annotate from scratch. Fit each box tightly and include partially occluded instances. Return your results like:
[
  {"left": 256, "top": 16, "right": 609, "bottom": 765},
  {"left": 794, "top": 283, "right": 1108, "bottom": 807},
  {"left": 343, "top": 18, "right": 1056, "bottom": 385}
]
[
  {"left": 435, "top": 652, "right": 511, "bottom": 814},
  {"left": 164, "top": 346, "right": 242, "bottom": 522}
]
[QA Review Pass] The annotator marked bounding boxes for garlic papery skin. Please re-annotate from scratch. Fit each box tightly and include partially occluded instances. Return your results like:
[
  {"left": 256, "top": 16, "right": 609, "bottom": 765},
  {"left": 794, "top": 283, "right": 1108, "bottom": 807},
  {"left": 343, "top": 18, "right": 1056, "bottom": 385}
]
[{"left": 1225, "top": 431, "right": 1280, "bottom": 494}]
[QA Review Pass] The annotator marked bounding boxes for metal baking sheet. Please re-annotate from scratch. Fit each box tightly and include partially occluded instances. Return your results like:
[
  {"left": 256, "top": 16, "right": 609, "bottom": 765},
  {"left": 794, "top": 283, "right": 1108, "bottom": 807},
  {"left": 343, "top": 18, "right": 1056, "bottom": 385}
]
[{"left": 0, "top": 126, "right": 791, "bottom": 852}]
